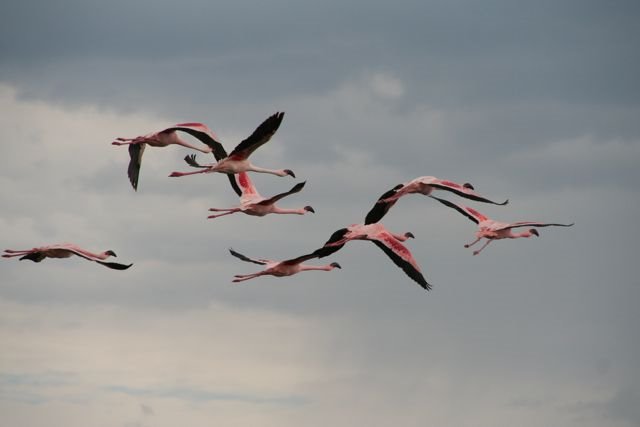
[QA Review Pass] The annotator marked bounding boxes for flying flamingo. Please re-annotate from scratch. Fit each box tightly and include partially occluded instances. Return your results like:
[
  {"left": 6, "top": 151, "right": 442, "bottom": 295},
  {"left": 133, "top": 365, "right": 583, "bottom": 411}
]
[
  {"left": 378, "top": 176, "right": 508, "bottom": 208},
  {"left": 229, "top": 248, "right": 341, "bottom": 283},
  {"left": 168, "top": 112, "right": 295, "bottom": 179},
  {"left": 3, "top": 243, "right": 133, "bottom": 270},
  {"left": 182, "top": 155, "right": 313, "bottom": 219},
  {"left": 112, "top": 122, "right": 216, "bottom": 190},
  {"left": 430, "top": 195, "right": 574, "bottom": 255},
  {"left": 312, "top": 185, "right": 430, "bottom": 290}
]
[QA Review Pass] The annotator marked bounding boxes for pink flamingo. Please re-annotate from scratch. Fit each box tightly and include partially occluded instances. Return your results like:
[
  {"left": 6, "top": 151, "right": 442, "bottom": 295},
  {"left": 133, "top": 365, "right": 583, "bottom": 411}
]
[
  {"left": 183, "top": 155, "right": 313, "bottom": 219},
  {"left": 3, "top": 243, "right": 133, "bottom": 270},
  {"left": 430, "top": 195, "right": 574, "bottom": 255},
  {"left": 229, "top": 248, "right": 341, "bottom": 283},
  {"left": 378, "top": 176, "right": 508, "bottom": 207},
  {"left": 312, "top": 185, "right": 430, "bottom": 290},
  {"left": 112, "top": 122, "right": 217, "bottom": 190},
  {"left": 168, "top": 112, "right": 295, "bottom": 179}
]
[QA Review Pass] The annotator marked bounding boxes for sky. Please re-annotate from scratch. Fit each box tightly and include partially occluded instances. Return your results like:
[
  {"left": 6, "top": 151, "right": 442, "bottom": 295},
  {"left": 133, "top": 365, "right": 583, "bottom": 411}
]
[{"left": 1, "top": 0, "right": 639, "bottom": 426}]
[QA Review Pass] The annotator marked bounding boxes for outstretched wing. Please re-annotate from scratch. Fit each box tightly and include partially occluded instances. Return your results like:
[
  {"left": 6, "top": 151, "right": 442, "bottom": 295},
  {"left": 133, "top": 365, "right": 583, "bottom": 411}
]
[
  {"left": 364, "top": 184, "right": 404, "bottom": 224},
  {"left": 429, "top": 179, "right": 508, "bottom": 205},
  {"left": 495, "top": 221, "right": 575, "bottom": 231},
  {"left": 229, "top": 248, "right": 267, "bottom": 265},
  {"left": 281, "top": 252, "right": 319, "bottom": 265},
  {"left": 19, "top": 252, "right": 46, "bottom": 263},
  {"left": 257, "top": 181, "right": 306, "bottom": 206},
  {"left": 228, "top": 112, "right": 285, "bottom": 159},
  {"left": 94, "top": 261, "right": 134, "bottom": 270},
  {"left": 430, "top": 195, "right": 485, "bottom": 224},
  {"left": 371, "top": 234, "right": 431, "bottom": 290},
  {"left": 312, "top": 228, "right": 349, "bottom": 258},
  {"left": 167, "top": 123, "right": 228, "bottom": 161},
  {"left": 127, "top": 143, "right": 145, "bottom": 191}
]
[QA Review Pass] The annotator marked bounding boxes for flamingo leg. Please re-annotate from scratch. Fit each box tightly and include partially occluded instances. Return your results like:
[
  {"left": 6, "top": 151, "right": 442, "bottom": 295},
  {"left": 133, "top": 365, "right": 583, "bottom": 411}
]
[
  {"left": 3, "top": 250, "right": 33, "bottom": 258},
  {"left": 169, "top": 169, "right": 212, "bottom": 177},
  {"left": 232, "top": 272, "right": 265, "bottom": 282},
  {"left": 464, "top": 236, "right": 482, "bottom": 248},
  {"left": 207, "top": 209, "right": 241, "bottom": 219},
  {"left": 472, "top": 240, "right": 492, "bottom": 256}
]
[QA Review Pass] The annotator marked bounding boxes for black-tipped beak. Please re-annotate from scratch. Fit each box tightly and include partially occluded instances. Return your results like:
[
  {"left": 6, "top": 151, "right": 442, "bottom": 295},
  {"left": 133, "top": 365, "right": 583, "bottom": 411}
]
[
  {"left": 405, "top": 232, "right": 415, "bottom": 239},
  {"left": 284, "top": 169, "right": 295, "bottom": 178},
  {"left": 331, "top": 262, "right": 342, "bottom": 269},
  {"left": 463, "top": 182, "right": 475, "bottom": 190},
  {"left": 530, "top": 229, "right": 539, "bottom": 237},
  {"left": 304, "top": 206, "right": 315, "bottom": 213},
  {"left": 106, "top": 250, "right": 117, "bottom": 257}
]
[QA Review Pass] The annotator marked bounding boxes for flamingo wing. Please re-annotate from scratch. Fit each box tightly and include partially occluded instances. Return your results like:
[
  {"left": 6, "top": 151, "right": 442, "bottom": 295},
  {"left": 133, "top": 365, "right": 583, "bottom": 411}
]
[
  {"left": 430, "top": 195, "right": 484, "bottom": 224},
  {"left": 229, "top": 248, "right": 268, "bottom": 265},
  {"left": 93, "top": 261, "right": 134, "bottom": 270},
  {"left": 235, "top": 172, "right": 258, "bottom": 198},
  {"left": 365, "top": 184, "right": 404, "bottom": 224},
  {"left": 127, "top": 143, "right": 145, "bottom": 191},
  {"left": 257, "top": 181, "right": 306, "bottom": 206},
  {"left": 281, "top": 252, "right": 319, "bottom": 266},
  {"left": 228, "top": 112, "right": 285, "bottom": 159},
  {"left": 429, "top": 180, "right": 508, "bottom": 205},
  {"left": 19, "top": 251, "right": 47, "bottom": 262},
  {"left": 495, "top": 221, "right": 575, "bottom": 231},
  {"left": 371, "top": 235, "right": 431, "bottom": 290},
  {"left": 167, "top": 123, "right": 228, "bottom": 161},
  {"left": 312, "top": 228, "right": 349, "bottom": 258}
]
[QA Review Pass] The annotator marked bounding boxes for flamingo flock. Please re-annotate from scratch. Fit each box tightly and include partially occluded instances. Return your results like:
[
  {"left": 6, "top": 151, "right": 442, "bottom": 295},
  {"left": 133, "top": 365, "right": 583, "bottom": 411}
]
[{"left": 4, "top": 111, "right": 574, "bottom": 290}]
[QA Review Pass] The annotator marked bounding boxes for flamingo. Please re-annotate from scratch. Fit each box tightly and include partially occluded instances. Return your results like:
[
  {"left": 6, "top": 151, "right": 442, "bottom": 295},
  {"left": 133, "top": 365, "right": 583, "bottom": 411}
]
[
  {"left": 112, "top": 122, "right": 216, "bottom": 190},
  {"left": 183, "top": 155, "right": 313, "bottom": 219},
  {"left": 3, "top": 243, "right": 133, "bottom": 270},
  {"left": 378, "top": 176, "right": 508, "bottom": 207},
  {"left": 312, "top": 185, "right": 430, "bottom": 290},
  {"left": 430, "top": 195, "right": 574, "bottom": 255},
  {"left": 168, "top": 112, "right": 295, "bottom": 179},
  {"left": 229, "top": 248, "right": 340, "bottom": 283}
]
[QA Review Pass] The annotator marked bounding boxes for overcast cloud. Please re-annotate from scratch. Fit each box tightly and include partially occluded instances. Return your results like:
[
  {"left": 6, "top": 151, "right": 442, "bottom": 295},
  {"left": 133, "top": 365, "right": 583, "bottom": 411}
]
[{"left": 1, "top": 1, "right": 639, "bottom": 426}]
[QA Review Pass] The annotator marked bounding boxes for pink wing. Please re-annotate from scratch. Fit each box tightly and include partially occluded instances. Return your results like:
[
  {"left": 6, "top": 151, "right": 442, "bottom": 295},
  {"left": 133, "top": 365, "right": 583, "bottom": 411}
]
[{"left": 372, "top": 233, "right": 431, "bottom": 290}]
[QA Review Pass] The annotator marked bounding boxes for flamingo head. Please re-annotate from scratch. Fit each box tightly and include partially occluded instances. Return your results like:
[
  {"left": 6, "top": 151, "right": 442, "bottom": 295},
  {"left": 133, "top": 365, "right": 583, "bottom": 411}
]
[
  {"left": 304, "top": 206, "right": 315, "bottom": 213},
  {"left": 105, "top": 250, "right": 117, "bottom": 257},
  {"left": 283, "top": 169, "right": 295, "bottom": 178},
  {"left": 404, "top": 232, "right": 415, "bottom": 239},
  {"left": 330, "top": 262, "right": 342, "bottom": 269},
  {"left": 529, "top": 229, "right": 539, "bottom": 237},
  {"left": 463, "top": 182, "right": 475, "bottom": 190}
]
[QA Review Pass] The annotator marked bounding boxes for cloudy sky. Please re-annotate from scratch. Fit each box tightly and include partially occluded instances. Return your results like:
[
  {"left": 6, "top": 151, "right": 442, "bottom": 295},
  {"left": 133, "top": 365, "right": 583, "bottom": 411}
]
[{"left": 1, "top": 1, "right": 639, "bottom": 426}]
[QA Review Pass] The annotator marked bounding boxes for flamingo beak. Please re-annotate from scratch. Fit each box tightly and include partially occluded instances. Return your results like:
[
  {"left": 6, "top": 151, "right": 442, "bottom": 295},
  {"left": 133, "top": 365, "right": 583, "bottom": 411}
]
[
  {"left": 106, "top": 250, "right": 117, "bottom": 257},
  {"left": 330, "top": 262, "right": 342, "bottom": 269},
  {"left": 304, "top": 206, "right": 315, "bottom": 213},
  {"left": 530, "top": 229, "right": 539, "bottom": 237},
  {"left": 463, "top": 182, "right": 475, "bottom": 190},
  {"left": 284, "top": 169, "right": 295, "bottom": 178},
  {"left": 405, "top": 232, "right": 415, "bottom": 239}
]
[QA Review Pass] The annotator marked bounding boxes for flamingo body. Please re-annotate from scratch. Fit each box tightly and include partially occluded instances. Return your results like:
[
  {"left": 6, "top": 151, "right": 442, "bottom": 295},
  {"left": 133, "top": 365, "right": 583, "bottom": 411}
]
[
  {"left": 169, "top": 112, "right": 295, "bottom": 179},
  {"left": 3, "top": 243, "right": 133, "bottom": 270},
  {"left": 379, "top": 176, "right": 508, "bottom": 207},
  {"left": 229, "top": 248, "right": 340, "bottom": 282},
  {"left": 112, "top": 122, "right": 217, "bottom": 190},
  {"left": 430, "top": 195, "right": 574, "bottom": 255}
]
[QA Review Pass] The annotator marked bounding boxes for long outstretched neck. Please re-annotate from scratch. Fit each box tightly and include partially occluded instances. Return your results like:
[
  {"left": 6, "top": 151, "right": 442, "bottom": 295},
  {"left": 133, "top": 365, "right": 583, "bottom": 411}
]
[
  {"left": 248, "top": 164, "right": 294, "bottom": 177},
  {"left": 272, "top": 207, "right": 307, "bottom": 215},
  {"left": 299, "top": 264, "right": 337, "bottom": 272},
  {"left": 175, "top": 139, "right": 213, "bottom": 154}
]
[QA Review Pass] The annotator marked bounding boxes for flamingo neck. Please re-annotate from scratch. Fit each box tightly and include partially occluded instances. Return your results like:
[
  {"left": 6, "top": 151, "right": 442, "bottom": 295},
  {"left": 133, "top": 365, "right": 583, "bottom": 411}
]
[
  {"left": 272, "top": 207, "right": 307, "bottom": 215},
  {"left": 299, "top": 264, "right": 335, "bottom": 272},
  {"left": 247, "top": 164, "right": 287, "bottom": 177}
]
